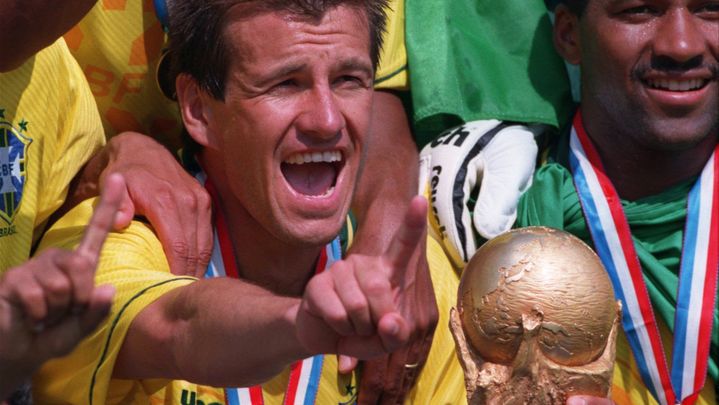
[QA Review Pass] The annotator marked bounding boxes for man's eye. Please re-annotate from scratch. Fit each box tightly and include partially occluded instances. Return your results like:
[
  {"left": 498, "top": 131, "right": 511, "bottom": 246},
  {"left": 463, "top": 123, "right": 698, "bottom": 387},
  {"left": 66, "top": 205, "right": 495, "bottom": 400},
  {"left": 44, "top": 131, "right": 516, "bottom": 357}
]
[
  {"left": 622, "top": 5, "right": 657, "bottom": 15},
  {"left": 613, "top": 4, "right": 661, "bottom": 21},
  {"left": 336, "top": 76, "right": 365, "bottom": 88},
  {"left": 268, "top": 79, "right": 299, "bottom": 94},
  {"left": 276, "top": 79, "right": 297, "bottom": 88},
  {"left": 696, "top": 2, "right": 719, "bottom": 17}
]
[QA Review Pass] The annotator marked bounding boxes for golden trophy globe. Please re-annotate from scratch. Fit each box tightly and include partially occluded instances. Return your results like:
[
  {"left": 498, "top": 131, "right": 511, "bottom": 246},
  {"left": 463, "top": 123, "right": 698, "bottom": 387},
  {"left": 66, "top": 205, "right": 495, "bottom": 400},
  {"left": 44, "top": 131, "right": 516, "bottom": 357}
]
[{"left": 449, "top": 227, "right": 622, "bottom": 405}]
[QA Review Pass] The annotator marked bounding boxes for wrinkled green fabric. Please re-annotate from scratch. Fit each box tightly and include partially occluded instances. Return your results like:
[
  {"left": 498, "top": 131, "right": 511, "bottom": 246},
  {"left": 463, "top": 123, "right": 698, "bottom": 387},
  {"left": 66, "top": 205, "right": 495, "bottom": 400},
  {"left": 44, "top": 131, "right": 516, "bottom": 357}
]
[
  {"left": 405, "top": 0, "right": 573, "bottom": 147},
  {"left": 516, "top": 161, "right": 718, "bottom": 382}
]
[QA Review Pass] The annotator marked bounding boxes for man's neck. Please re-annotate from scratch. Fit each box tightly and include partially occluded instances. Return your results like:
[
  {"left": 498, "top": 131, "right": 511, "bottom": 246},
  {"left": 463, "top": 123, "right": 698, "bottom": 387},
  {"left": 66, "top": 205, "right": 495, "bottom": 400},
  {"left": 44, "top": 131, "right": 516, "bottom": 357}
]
[
  {"left": 580, "top": 110, "right": 717, "bottom": 201},
  {"left": 200, "top": 155, "right": 323, "bottom": 297}
]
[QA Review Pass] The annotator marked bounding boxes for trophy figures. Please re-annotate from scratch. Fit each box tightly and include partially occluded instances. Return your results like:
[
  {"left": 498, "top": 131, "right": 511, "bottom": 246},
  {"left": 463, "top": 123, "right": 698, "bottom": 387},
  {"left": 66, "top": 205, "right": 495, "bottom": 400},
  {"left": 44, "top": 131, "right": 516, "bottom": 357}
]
[{"left": 450, "top": 227, "right": 622, "bottom": 404}]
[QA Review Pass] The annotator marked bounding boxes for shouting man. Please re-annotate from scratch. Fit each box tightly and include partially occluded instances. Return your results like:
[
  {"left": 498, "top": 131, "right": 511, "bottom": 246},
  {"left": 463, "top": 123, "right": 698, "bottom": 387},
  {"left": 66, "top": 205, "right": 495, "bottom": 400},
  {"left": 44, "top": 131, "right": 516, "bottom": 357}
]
[{"left": 32, "top": 1, "right": 463, "bottom": 404}]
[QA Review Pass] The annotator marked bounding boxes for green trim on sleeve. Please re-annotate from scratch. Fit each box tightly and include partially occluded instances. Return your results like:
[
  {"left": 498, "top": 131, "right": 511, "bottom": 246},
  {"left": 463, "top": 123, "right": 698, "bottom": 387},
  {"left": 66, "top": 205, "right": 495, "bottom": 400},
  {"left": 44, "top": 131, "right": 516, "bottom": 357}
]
[
  {"left": 89, "top": 277, "right": 196, "bottom": 404},
  {"left": 374, "top": 64, "right": 407, "bottom": 86}
]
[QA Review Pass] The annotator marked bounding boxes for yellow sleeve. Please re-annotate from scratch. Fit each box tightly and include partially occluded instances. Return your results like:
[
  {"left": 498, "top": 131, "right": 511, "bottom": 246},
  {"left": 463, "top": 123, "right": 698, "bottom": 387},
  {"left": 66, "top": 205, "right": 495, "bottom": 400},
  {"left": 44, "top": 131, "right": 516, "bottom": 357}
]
[
  {"left": 34, "top": 39, "right": 106, "bottom": 240},
  {"left": 374, "top": 0, "right": 409, "bottom": 91},
  {"left": 405, "top": 237, "right": 467, "bottom": 404},
  {"left": 32, "top": 198, "right": 195, "bottom": 405},
  {"left": 0, "top": 38, "right": 105, "bottom": 270}
]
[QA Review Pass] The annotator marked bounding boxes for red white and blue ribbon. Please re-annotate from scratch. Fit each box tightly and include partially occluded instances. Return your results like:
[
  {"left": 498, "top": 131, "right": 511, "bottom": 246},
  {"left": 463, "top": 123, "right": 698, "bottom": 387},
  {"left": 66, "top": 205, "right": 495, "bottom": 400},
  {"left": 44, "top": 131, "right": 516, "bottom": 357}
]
[
  {"left": 196, "top": 170, "right": 342, "bottom": 405},
  {"left": 569, "top": 111, "right": 718, "bottom": 405}
]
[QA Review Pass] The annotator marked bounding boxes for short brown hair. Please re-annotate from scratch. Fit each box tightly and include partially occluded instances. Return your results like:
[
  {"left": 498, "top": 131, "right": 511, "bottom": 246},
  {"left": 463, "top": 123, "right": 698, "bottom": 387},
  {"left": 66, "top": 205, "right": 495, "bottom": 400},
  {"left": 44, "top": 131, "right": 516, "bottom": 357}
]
[{"left": 168, "top": 0, "right": 389, "bottom": 101}]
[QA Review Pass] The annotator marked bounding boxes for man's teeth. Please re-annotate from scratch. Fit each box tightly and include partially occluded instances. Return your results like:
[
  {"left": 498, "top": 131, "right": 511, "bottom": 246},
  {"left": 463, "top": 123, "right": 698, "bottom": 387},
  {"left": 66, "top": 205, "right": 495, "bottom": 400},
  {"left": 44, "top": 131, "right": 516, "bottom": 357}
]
[
  {"left": 646, "top": 79, "right": 706, "bottom": 91},
  {"left": 318, "top": 186, "right": 335, "bottom": 198},
  {"left": 284, "top": 151, "right": 342, "bottom": 164}
]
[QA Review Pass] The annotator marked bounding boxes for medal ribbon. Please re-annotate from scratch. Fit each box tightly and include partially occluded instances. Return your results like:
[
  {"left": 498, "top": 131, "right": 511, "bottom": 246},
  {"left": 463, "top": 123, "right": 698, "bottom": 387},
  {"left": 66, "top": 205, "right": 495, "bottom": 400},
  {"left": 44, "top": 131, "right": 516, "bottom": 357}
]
[
  {"left": 152, "top": 0, "right": 170, "bottom": 31},
  {"left": 568, "top": 111, "right": 718, "bottom": 405},
  {"left": 196, "top": 170, "right": 341, "bottom": 405}
]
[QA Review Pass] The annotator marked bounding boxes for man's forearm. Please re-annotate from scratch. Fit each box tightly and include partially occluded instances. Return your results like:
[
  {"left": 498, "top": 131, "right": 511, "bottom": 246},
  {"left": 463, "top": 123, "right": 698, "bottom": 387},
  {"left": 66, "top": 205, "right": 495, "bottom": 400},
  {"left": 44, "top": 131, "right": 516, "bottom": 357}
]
[
  {"left": 114, "top": 278, "right": 308, "bottom": 387},
  {"left": 351, "top": 90, "right": 419, "bottom": 254}
]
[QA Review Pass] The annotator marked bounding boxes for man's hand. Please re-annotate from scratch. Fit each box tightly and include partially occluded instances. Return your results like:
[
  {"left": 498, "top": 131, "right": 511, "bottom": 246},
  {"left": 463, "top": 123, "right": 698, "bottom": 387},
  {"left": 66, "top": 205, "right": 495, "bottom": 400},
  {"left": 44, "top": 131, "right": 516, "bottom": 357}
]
[
  {"left": 353, "top": 226, "right": 437, "bottom": 405},
  {"left": 347, "top": 90, "right": 438, "bottom": 404},
  {"left": 419, "top": 120, "right": 540, "bottom": 267},
  {"left": 295, "top": 197, "right": 429, "bottom": 361},
  {"left": 70, "top": 132, "right": 213, "bottom": 277},
  {"left": 0, "top": 174, "right": 124, "bottom": 399}
]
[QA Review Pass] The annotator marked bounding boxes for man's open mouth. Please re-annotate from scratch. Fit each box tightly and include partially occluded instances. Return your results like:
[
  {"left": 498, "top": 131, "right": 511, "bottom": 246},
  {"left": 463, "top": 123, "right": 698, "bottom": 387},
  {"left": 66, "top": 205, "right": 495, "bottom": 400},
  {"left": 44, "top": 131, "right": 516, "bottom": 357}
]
[{"left": 281, "top": 150, "right": 343, "bottom": 197}]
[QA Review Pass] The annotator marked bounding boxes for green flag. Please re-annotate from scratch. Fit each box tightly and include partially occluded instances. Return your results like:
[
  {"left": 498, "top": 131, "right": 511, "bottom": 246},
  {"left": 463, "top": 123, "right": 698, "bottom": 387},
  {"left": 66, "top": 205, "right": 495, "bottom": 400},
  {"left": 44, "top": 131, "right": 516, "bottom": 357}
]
[{"left": 405, "top": 0, "right": 573, "bottom": 147}]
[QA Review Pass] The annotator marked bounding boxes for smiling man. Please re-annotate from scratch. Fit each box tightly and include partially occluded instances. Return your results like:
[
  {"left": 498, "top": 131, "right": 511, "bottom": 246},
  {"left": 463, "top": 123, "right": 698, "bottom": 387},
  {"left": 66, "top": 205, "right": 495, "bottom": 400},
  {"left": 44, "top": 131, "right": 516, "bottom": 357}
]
[
  {"left": 507, "top": 0, "right": 718, "bottom": 404},
  {"left": 29, "top": 1, "right": 463, "bottom": 404}
]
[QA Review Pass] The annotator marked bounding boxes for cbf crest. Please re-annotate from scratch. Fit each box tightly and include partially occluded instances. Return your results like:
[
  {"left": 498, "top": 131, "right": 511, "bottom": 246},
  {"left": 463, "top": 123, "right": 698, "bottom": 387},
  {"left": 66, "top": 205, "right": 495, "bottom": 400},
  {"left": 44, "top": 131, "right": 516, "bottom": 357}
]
[{"left": 0, "top": 109, "right": 31, "bottom": 226}]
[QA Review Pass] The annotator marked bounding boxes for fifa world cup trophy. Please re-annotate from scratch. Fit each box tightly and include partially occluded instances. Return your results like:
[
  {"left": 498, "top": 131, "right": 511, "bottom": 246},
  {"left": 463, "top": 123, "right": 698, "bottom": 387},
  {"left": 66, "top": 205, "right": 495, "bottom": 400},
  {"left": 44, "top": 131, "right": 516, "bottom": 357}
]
[{"left": 449, "top": 227, "right": 622, "bottom": 404}]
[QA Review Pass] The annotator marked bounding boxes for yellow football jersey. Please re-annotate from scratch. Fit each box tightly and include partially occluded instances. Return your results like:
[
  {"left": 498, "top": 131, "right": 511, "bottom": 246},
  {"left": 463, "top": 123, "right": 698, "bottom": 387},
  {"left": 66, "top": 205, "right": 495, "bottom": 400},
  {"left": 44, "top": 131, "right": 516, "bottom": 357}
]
[
  {"left": 148, "top": 356, "right": 359, "bottom": 405},
  {"left": 375, "top": 0, "right": 409, "bottom": 91},
  {"left": 33, "top": 198, "right": 196, "bottom": 404},
  {"left": 32, "top": 196, "right": 466, "bottom": 404},
  {"left": 0, "top": 38, "right": 104, "bottom": 272},
  {"left": 65, "top": 0, "right": 182, "bottom": 149},
  {"left": 405, "top": 237, "right": 467, "bottom": 404}
]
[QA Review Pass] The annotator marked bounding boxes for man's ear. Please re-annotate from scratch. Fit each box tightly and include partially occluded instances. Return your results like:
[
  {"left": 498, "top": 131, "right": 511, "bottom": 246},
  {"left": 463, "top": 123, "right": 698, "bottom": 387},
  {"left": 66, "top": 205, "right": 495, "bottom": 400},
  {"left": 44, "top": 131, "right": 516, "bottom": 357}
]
[
  {"left": 553, "top": 4, "right": 582, "bottom": 65},
  {"left": 176, "top": 74, "right": 221, "bottom": 150}
]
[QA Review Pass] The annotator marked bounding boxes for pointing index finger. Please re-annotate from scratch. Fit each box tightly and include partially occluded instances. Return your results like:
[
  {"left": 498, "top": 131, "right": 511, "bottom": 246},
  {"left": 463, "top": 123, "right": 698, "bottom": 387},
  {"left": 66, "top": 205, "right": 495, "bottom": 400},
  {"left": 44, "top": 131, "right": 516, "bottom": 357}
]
[
  {"left": 76, "top": 174, "right": 126, "bottom": 262},
  {"left": 383, "top": 196, "right": 427, "bottom": 280}
]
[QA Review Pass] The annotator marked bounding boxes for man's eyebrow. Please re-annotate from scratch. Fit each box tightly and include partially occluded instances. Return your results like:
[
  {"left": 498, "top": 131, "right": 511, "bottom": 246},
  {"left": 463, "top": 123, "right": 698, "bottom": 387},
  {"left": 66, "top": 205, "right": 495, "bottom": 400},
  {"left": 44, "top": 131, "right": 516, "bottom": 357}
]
[
  {"left": 247, "top": 57, "right": 373, "bottom": 88},
  {"left": 336, "top": 58, "right": 374, "bottom": 77},
  {"left": 606, "top": 0, "right": 639, "bottom": 7},
  {"left": 253, "top": 62, "right": 307, "bottom": 87}
]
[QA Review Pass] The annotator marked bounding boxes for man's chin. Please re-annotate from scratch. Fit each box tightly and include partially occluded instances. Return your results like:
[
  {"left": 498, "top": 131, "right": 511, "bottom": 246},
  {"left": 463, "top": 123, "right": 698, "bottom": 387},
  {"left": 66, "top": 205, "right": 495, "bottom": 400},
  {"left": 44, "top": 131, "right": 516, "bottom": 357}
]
[
  {"left": 632, "top": 112, "right": 718, "bottom": 152},
  {"left": 653, "top": 130, "right": 716, "bottom": 153},
  {"left": 276, "top": 215, "right": 348, "bottom": 248},
  {"left": 270, "top": 181, "right": 355, "bottom": 247}
]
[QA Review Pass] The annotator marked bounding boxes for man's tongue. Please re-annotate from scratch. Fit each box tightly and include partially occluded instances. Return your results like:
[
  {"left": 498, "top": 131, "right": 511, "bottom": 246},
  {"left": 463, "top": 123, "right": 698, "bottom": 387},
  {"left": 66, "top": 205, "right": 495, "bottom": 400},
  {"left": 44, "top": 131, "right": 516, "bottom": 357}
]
[{"left": 281, "top": 162, "right": 336, "bottom": 196}]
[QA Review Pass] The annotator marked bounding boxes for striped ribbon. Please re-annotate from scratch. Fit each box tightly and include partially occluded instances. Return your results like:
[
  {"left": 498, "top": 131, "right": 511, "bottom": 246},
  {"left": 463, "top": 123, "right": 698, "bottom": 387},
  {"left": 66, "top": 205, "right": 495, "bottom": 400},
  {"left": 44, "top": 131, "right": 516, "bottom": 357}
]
[
  {"left": 152, "top": 0, "right": 170, "bottom": 31},
  {"left": 568, "top": 111, "right": 718, "bottom": 405},
  {"left": 195, "top": 170, "right": 342, "bottom": 405}
]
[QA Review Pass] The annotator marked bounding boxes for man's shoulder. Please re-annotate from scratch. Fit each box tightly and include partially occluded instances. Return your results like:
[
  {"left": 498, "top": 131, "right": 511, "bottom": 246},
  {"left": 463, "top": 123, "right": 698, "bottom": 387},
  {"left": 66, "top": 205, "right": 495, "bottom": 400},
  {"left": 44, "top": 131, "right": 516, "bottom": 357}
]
[{"left": 37, "top": 197, "right": 169, "bottom": 274}]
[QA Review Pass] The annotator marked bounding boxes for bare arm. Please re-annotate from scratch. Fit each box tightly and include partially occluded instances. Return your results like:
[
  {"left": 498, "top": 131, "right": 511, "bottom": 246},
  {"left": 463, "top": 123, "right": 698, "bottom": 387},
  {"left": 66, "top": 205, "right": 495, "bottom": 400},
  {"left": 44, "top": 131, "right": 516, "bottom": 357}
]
[
  {"left": 113, "top": 198, "right": 429, "bottom": 388},
  {"left": 114, "top": 278, "right": 305, "bottom": 387},
  {"left": 0, "top": 0, "right": 97, "bottom": 71},
  {"left": 351, "top": 90, "right": 418, "bottom": 253}
]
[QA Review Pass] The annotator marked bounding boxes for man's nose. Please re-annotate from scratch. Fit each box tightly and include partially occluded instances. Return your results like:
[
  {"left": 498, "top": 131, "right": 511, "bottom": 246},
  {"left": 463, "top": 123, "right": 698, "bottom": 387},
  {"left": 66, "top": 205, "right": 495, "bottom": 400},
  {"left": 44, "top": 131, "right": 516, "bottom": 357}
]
[
  {"left": 296, "top": 86, "right": 344, "bottom": 141},
  {"left": 652, "top": 8, "right": 706, "bottom": 65}
]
